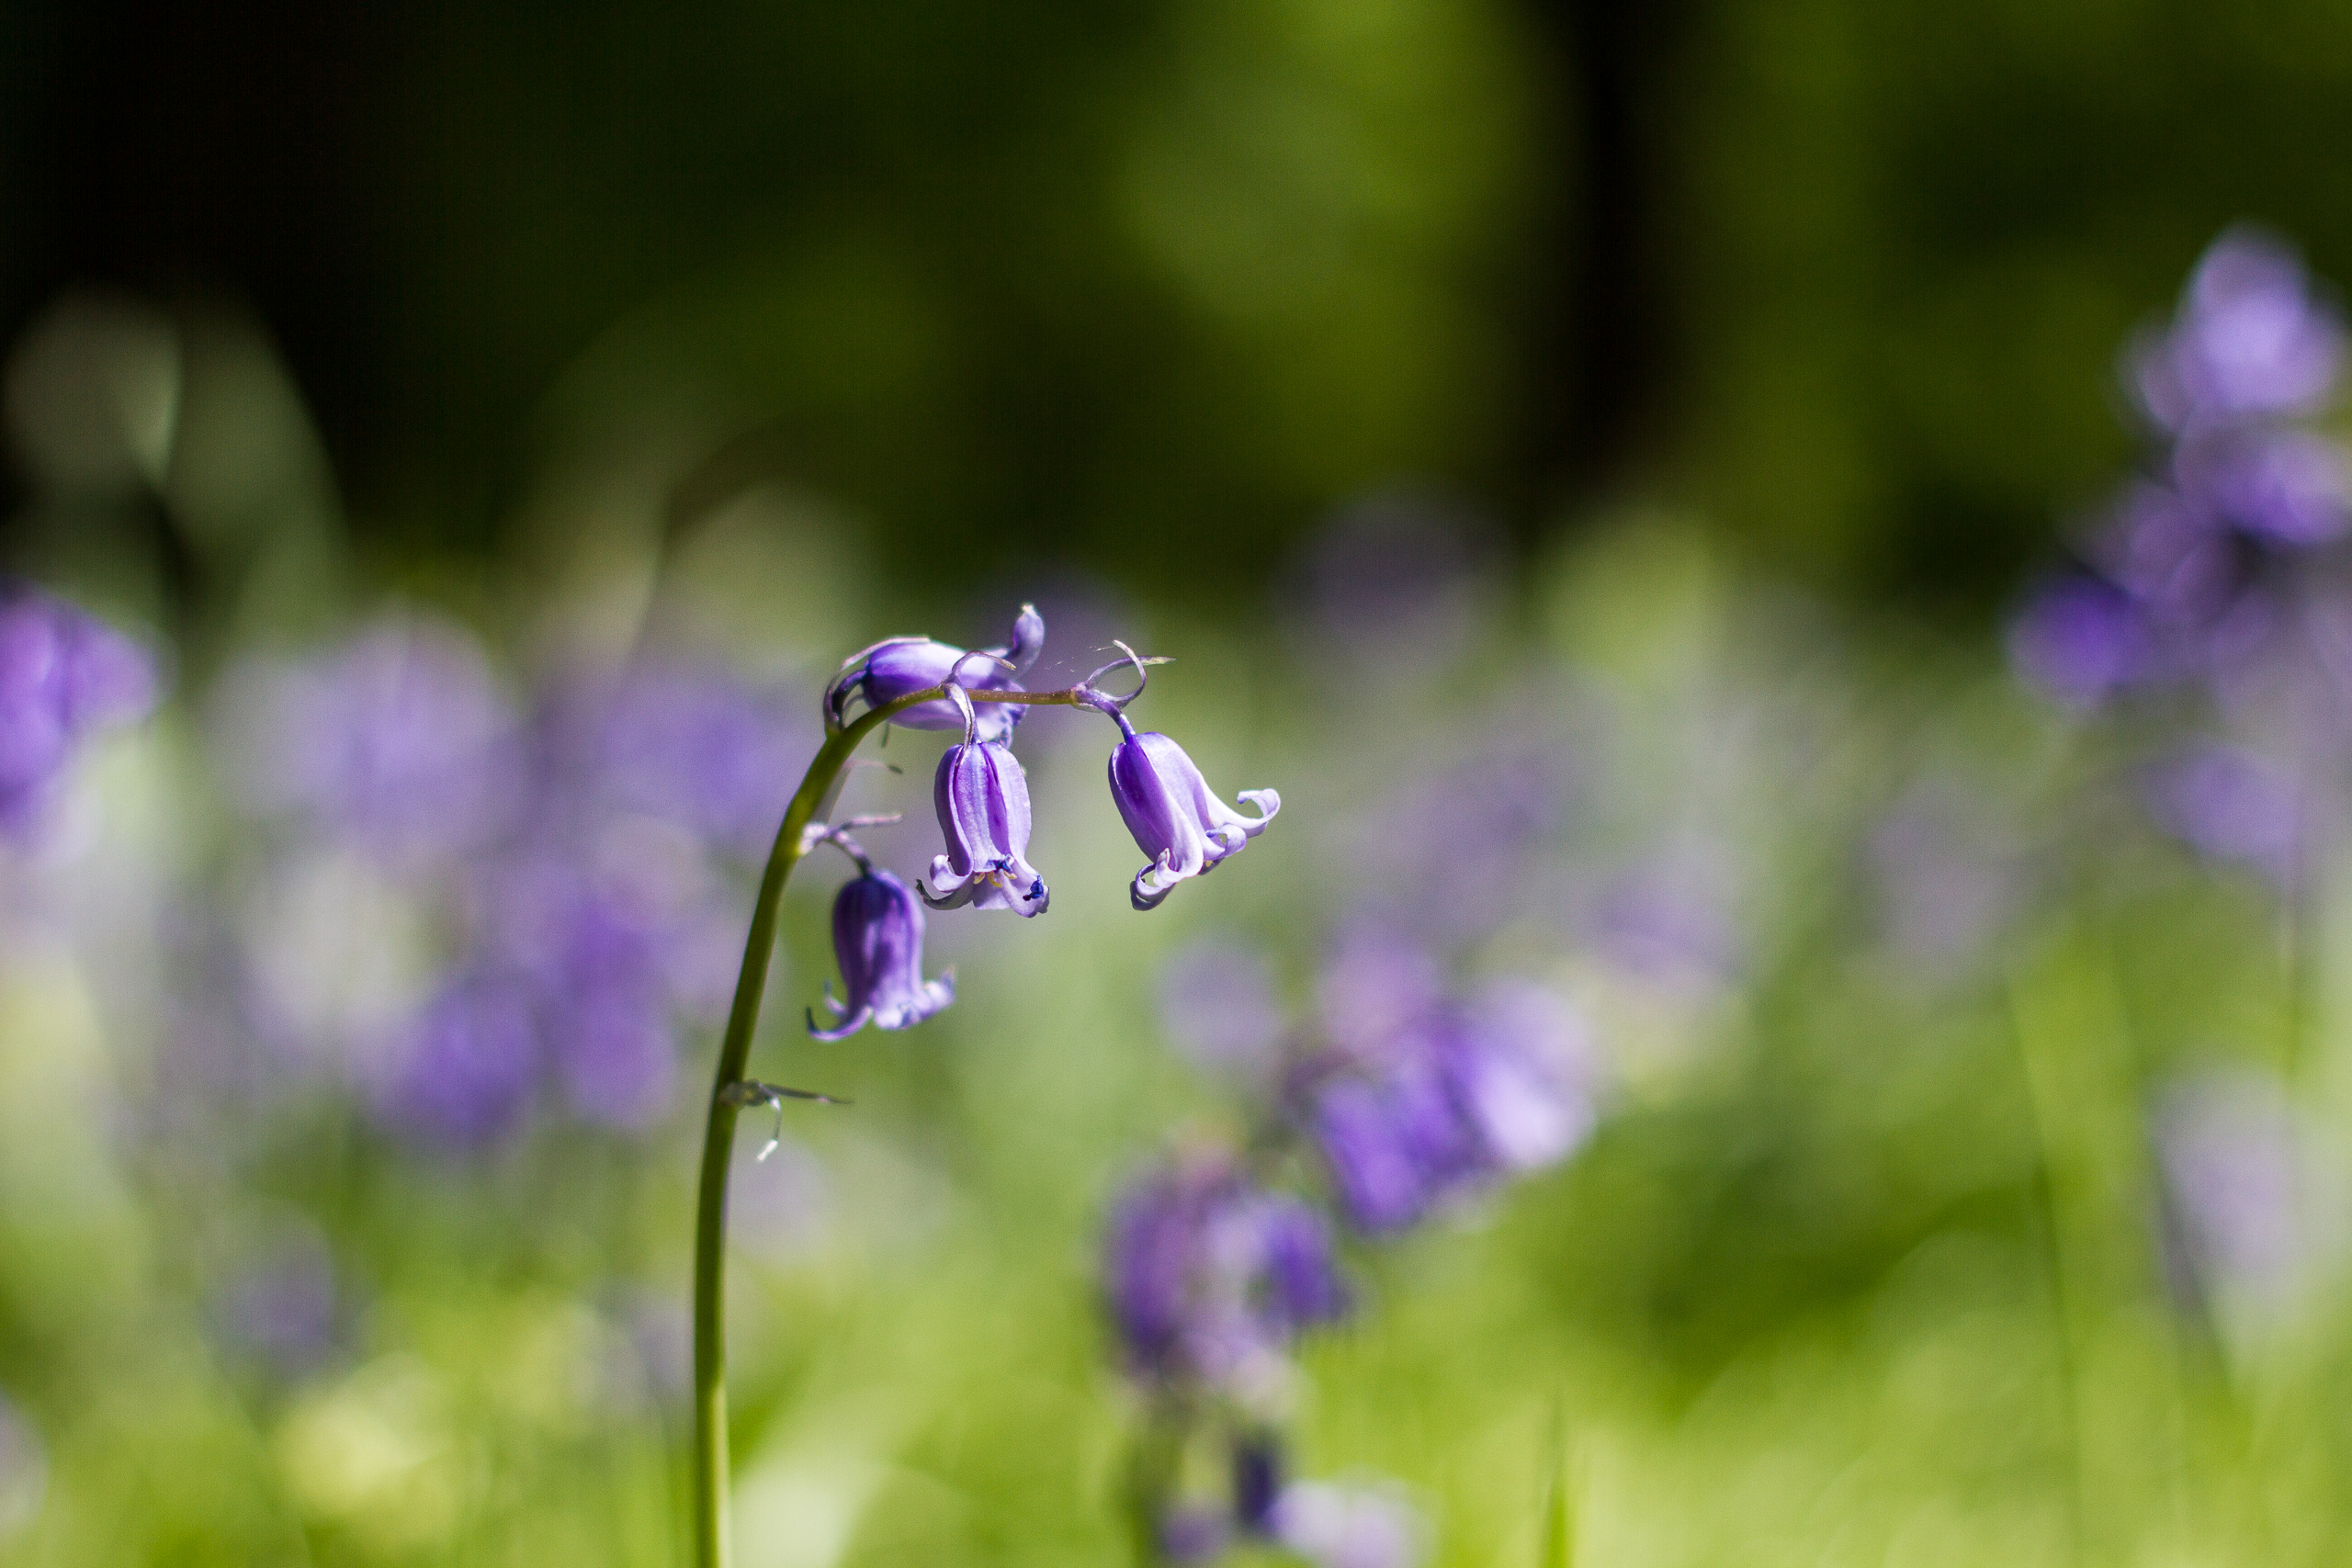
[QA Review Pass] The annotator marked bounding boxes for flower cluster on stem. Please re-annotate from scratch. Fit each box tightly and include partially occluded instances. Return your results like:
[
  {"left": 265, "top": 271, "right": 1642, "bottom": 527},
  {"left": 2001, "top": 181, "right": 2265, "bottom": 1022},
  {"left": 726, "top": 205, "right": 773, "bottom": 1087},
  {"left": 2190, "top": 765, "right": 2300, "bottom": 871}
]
[{"left": 691, "top": 605, "right": 1279, "bottom": 1568}]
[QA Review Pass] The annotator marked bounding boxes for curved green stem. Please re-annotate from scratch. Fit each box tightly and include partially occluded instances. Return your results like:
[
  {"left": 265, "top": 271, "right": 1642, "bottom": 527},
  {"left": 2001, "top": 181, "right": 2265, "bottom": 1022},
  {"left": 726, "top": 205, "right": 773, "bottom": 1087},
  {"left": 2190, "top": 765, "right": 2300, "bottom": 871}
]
[{"left": 688, "top": 679, "right": 1103, "bottom": 1568}]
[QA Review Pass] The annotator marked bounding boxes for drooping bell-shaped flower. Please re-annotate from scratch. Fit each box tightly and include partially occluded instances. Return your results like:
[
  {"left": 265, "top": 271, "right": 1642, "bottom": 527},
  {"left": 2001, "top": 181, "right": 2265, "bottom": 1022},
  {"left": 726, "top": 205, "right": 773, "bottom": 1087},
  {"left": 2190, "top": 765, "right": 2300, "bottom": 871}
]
[
  {"left": 1103, "top": 1156, "right": 1349, "bottom": 1397},
  {"left": 1106, "top": 721, "right": 1279, "bottom": 911},
  {"left": 808, "top": 868, "right": 956, "bottom": 1040},
  {"left": 825, "top": 604, "right": 1044, "bottom": 742},
  {"left": 923, "top": 734, "right": 1049, "bottom": 915}
]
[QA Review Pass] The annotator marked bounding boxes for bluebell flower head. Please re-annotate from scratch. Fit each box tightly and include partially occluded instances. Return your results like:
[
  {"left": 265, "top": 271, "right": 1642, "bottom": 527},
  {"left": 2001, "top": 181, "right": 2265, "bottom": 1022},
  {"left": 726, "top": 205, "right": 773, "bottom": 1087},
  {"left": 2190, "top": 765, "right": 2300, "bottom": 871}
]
[
  {"left": 1271, "top": 1479, "right": 1428, "bottom": 1568},
  {"left": 825, "top": 604, "right": 1044, "bottom": 742},
  {"left": 2143, "top": 742, "right": 2303, "bottom": 886},
  {"left": 1104, "top": 1156, "right": 1348, "bottom": 1398},
  {"left": 1306, "top": 981, "right": 1592, "bottom": 1233},
  {"left": 0, "top": 583, "right": 156, "bottom": 831},
  {"left": 375, "top": 976, "right": 540, "bottom": 1147},
  {"left": 922, "top": 716, "right": 1048, "bottom": 916},
  {"left": 216, "top": 615, "right": 521, "bottom": 863},
  {"left": 2007, "top": 576, "right": 2154, "bottom": 709},
  {"left": 1232, "top": 1430, "right": 1284, "bottom": 1535},
  {"left": 810, "top": 866, "right": 956, "bottom": 1039},
  {"left": 2136, "top": 230, "right": 2344, "bottom": 434},
  {"left": 2176, "top": 427, "right": 2352, "bottom": 547},
  {"left": 1105, "top": 720, "right": 1279, "bottom": 911}
]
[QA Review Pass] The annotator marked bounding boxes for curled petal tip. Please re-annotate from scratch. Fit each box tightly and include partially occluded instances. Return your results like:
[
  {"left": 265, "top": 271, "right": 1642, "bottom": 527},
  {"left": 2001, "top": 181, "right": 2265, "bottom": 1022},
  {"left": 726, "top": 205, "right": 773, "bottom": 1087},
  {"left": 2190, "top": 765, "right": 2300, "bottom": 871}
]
[{"left": 806, "top": 1002, "right": 875, "bottom": 1043}]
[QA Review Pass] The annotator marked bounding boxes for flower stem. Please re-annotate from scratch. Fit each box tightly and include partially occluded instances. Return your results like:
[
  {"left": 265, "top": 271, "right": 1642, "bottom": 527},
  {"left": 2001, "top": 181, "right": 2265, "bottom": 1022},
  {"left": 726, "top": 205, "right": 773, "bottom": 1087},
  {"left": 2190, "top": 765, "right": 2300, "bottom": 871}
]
[
  {"left": 688, "top": 676, "right": 1113, "bottom": 1567},
  {"left": 689, "top": 691, "right": 916, "bottom": 1568}
]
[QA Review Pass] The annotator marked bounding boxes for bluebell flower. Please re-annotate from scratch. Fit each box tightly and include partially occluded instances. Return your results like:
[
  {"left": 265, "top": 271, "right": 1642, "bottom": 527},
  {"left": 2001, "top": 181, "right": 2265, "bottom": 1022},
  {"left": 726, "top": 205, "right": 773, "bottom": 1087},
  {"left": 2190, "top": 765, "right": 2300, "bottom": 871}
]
[
  {"left": 2143, "top": 742, "right": 2303, "bottom": 886},
  {"left": 2134, "top": 229, "right": 2344, "bottom": 434},
  {"left": 2176, "top": 427, "right": 2351, "bottom": 546},
  {"left": 0, "top": 583, "right": 156, "bottom": 832},
  {"left": 825, "top": 604, "right": 1044, "bottom": 743},
  {"left": 1231, "top": 1430, "right": 1284, "bottom": 1535},
  {"left": 1306, "top": 982, "right": 1592, "bottom": 1233},
  {"left": 809, "top": 867, "right": 956, "bottom": 1039},
  {"left": 2007, "top": 576, "right": 2154, "bottom": 709},
  {"left": 923, "top": 737, "right": 1048, "bottom": 915},
  {"left": 1270, "top": 1479, "right": 1427, "bottom": 1568},
  {"left": 1104, "top": 1157, "right": 1348, "bottom": 1398},
  {"left": 215, "top": 614, "right": 521, "bottom": 863},
  {"left": 1105, "top": 721, "right": 1279, "bottom": 911},
  {"left": 374, "top": 977, "right": 540, "bottom": 1147}
]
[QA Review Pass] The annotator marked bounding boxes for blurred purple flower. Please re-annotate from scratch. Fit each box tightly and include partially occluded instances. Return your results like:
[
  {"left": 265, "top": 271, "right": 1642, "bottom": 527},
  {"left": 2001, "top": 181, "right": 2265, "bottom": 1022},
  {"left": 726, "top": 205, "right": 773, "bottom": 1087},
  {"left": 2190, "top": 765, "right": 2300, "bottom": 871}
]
[
  {"left": 1104, "top": 1157, "right": 1348, "bottom": 1398},
  {"left": 2135, "top": 230, "right": 2343, "bottom": 434},
  {"left": 2177, "top": 428, "right": 2352, "bottom": 546},
  {"left": 568, "top": 665, "right": 814, "bottom": 858},
  {"left": 1597, "top": 854, "right": 1739, "bottom": 988},
  {"left": 1232, "top": 1430, "right": 1284, "bottom": 1535},
  {"left": 1308, "top": 987, "right": 1591, "bottom": 1233},
  {"left": 216, "top": 615, "right": 520, "bottom": 862},
  {"left": 0, "top": 583, "right": 155, "bottom": 831},
  {"left": 1159, "top": 1505, "right": 1232, "bottom": 1564},
  {"left": 808, "top": 869, "right": 955, "bottom": 1040},
  {"left": 826, "top": 604, "right": 1044, "bottom": 742},
  {"left": 373, "top": 977, "right": 539, "bottom": 1146},
  {"left": 1159, "top": 940, "right": 1286, "bottom": 1077},
  {"left": 2007, "top": 576, "right": 2153, "bottom": 708},
  {"left": 554, "top": 998, "right": 677, "bottom": 1130},
  {"left": 1271, "top": 1480, "right": 1426, "bottom": 1568},
  {"left": 923, "top": 738, "right": 1048, "bottom": 915},
  {"left": 1316, "top": 926, "right": 1445, "bottom": 1060},
  {"left": 1333, "top": 740, "right": 1566, "bottom": 943},
  {"left": 2143, "top": 743, "right": 2303, "bottom": 884},
  {"left": 1107, "top": 724, "right": 1280, "bottom": 912}
]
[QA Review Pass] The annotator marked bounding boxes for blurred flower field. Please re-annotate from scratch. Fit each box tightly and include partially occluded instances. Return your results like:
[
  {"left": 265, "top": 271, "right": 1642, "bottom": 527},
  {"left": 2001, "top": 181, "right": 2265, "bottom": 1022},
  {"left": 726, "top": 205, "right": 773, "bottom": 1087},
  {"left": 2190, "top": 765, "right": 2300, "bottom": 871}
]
[{"left": 0, "top": 234, "right": 2351, "bottom": 1568}]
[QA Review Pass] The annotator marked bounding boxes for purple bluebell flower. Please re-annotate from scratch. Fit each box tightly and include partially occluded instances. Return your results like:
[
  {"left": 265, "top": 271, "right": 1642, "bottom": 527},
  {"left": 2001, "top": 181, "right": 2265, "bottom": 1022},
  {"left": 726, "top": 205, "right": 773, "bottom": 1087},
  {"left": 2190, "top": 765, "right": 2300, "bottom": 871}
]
[
  {"left": 2176, "top": 427, "right": 2352, "bottom": 546},
  {"left": 556, "top": 999, "right": 678, "bottom": 1130},
  {"left": 373, "top": 977, "right": 540, "bottom": 1146},
  {"left": 922, "top": 738, "right": 1048, "bottom": 915},
  {"left": 215, "top": 615, "right": 521, "bottom": 863},
  {"left": 1307, "top": 984, "right": 1592, "bottom": 1232},
  {"left": 2134, "top": 230, "right": 2344, "bottom": 434},
  {"left": 1158, "top": 1505, "right": 1231, "bottom": 1564},
  {"left": 0, "top": 584, "right": 156, "bottom": 831},
  {"left": 1596, "top": 852, "right": 1739, "bottom": 989},
  {"left": 2007, "top": 576, "right": 2154, "bottom": 709},
  {"left": 1271, "top": 1480, "right": 1427, "bottom": 1568},
  {"left": 1232, "top": 1430, "right": 1284, "bottom": 1535},
  {"left": 2143, "top": 742, "right": 2302, "bottom": 885},
  {"left": 1456, "top": 981, "right": 1597, "bottom": 1172},
  {"left": 809, "top": 868, "right": 956, "bottom": 1038},
  {"left": 1104, "top": 1157, "right": 1348, "bottom": 1398},
  {"left": 1105, "top": 720, "right": 1279, "bottom": 911},
  {"left": 825, "top": 604, "right": 1044, "bottom": 742},
  {"left": 571, "top": 664, "right": 815, "bottom": 859},
  {"left": 2095, "top": 481, "right": 2238, "bottom": 630}
]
